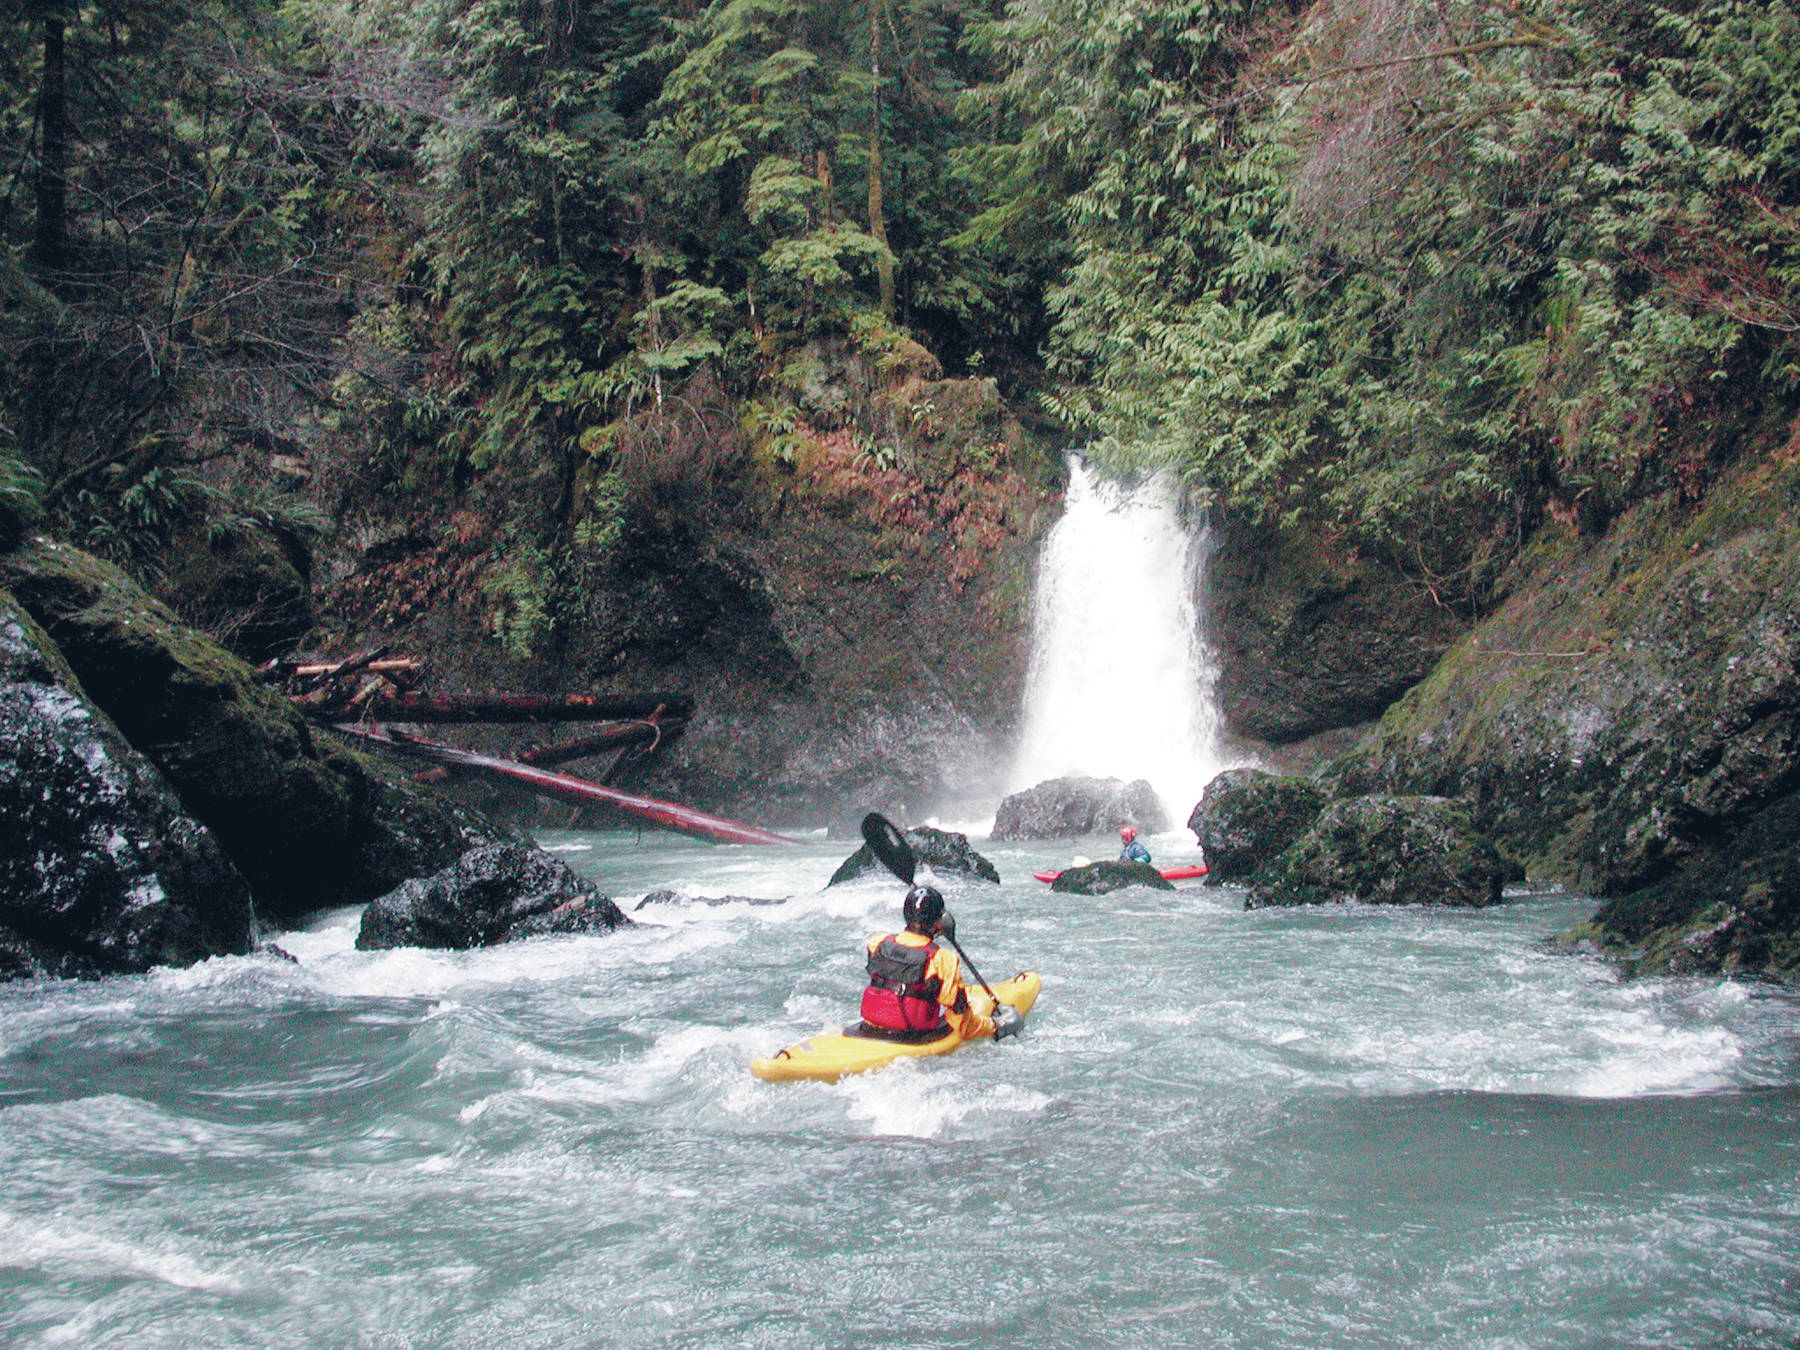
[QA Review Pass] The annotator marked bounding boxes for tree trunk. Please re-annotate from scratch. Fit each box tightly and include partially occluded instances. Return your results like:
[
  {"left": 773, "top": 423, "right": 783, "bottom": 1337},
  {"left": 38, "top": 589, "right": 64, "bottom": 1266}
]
[
  {"left": 31, "top": 14, "right": 68, "bottom": 271},
  {"left": 336, "top": 725, "right": 794, "bottom": 846},
  {"left": 296, "top": 690, "right": 695, "bottom": 724},
  {"left": 868, "top": 5, "right": 895, "bottom": 318}
]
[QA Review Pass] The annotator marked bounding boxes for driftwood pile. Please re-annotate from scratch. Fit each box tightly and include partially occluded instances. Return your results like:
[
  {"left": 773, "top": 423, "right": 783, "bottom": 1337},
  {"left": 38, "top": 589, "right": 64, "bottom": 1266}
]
[{"left": 261, "top": 648, "right": 789, "bottom": 846}]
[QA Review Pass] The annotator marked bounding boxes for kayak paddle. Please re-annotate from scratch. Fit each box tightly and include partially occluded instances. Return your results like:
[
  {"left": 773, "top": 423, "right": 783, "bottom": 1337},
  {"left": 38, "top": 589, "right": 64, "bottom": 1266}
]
[{"left": 859, "top": 812, "right": 1001, "bottom": 1005}]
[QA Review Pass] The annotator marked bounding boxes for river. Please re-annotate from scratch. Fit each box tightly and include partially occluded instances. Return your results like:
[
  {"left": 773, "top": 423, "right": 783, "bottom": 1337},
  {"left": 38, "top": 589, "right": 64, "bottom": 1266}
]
[{"left": 2, "top": 828, "right": 1795, "bottom": 1348}]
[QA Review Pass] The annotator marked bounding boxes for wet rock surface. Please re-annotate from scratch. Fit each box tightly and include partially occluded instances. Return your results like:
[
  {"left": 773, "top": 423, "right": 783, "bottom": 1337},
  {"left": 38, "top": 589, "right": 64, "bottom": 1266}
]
[
  {"left": 1562, "top": 792, "right": 1800, "bottom": 980},
  {"left": 1187, "top": 769, "right": 1329, "bottom": 884},
  {"left": 827, "top": 824, "right": 1001, "bottom": 886},
  {"left": 1246, "top": 794, "right": 1512, "bottom": 909},
  {"left": 992, "top": 776, "right": 1168, "bottom": 840},
  {"left": 1049, "top": 860, "right": 1174, "bottom": 895},
  {"left": 1, "top": 589, "right": 253, "bottom": 979},
  {"left": 357, "top": 844, "right": 631, "bottom": 950},
  {"left": 1329, "top": 470, "right": 1800, "bottom": 900},
  {"left": 1206, "top": 515, "right": 1467, "bottom": 744},
  {"left": 3, "top": 539, "right": 507, "bottom": 925}
]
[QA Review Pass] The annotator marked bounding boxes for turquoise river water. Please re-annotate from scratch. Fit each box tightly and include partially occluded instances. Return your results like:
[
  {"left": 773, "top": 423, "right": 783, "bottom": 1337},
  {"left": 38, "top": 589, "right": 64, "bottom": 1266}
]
[{"left": 2, "top": 828, "right": 1797, "bottom": 1349}]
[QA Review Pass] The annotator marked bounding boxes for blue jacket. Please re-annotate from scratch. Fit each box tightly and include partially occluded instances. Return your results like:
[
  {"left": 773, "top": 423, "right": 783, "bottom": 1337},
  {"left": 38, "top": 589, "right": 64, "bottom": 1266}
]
[{"left": 1120, "top": 840, "right": 1152, "bottom": 864}]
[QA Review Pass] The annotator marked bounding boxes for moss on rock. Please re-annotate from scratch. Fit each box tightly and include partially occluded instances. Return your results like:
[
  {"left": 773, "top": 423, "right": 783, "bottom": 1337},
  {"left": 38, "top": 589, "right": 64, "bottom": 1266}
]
[{"left": 3, "top": 538, "right": 500, "bottom": 924}]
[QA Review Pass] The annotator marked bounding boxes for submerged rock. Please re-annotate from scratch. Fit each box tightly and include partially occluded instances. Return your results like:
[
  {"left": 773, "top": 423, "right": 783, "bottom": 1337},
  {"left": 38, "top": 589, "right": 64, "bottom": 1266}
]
[
  {"left": 1187, "top": 768, "right": 1329, "bottom": 884},
  {"left": 1247, "top": 794, "right": 1511, "bottom": 909},
  {"left": 1049, "top": 859, "right": 1174, "bottom": 895},
  {"left": 991, "top": 776, "right": 1168, "bottom": 840},
  {"left": 0, "top": 589, "right": 253, "bottom": 979},
  {"left": 635, "top": 890, "right": 787, "bottom": 910},
  {"left": 827, "top": 824, "right": 1001, "bottom": 886},
  {"left": 357, "top": 845, "right": 631, "bottom": 950}
]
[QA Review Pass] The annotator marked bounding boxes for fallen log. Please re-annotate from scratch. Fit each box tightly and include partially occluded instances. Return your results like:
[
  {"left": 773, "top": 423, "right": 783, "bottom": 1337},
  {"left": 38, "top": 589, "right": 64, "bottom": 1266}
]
[
  {"left": 307, "top": 690, "right": 694, "bottom": 724},
  {"left": 335, "top": 724, "right": 793, "bottom": 846},
  {"left": 517, "top": 719, "right": 684, "bottom": 767}
]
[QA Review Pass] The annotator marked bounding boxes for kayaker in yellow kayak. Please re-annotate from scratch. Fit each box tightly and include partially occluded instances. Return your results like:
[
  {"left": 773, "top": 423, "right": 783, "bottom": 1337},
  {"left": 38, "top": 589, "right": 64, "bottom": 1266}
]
[{"left": 860, "top": 885, "right": 1024, "bottom": 1043}]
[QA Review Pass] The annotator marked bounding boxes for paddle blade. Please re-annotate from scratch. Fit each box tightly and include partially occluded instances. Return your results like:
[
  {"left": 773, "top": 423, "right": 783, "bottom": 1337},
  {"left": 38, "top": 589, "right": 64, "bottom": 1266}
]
[{"left": 860, "top": 812, "right": 916, "bottom": 884}]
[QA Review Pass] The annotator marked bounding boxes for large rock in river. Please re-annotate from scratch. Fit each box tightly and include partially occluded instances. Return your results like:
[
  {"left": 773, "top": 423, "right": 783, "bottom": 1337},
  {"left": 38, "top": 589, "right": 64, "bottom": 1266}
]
[
  {"left": 357, "top": 845, "right": 631, "bottom": 950},
  {"left": 1187, "top": 768, "right": 1329, "bottom": 884},
  {"left": 828, "top": 825, "right": 1000, "bottom": 886},
  {"left": 1246, "top": 794, "right": 1510, "bottom": 910},
  {"left": 3, "top": 539, "right": 505, "bottom": 925},
  {"left": 1049, "top": 859, "right": 1174, "bottom": 895},
  {"left": 1, "top": 588, "right": 253, "bottom": 979},
  {"left": 992, "top": 776, "right": 1167, "bottom": 840},
  {"left": 1561, "top": 791, "right": 1800, "bottom": 980}
]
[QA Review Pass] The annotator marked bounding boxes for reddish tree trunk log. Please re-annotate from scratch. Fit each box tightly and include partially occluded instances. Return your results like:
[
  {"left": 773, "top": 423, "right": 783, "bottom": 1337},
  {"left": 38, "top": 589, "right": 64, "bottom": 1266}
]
[
  {"left": 304, "top": 691, "right": 694, "bottom": 724},
  {"left": 336, "top": 725, "right": 792, "bottom": 846},
  {"left": 517, "top": 720, "right": 683, "bottom": 767}
]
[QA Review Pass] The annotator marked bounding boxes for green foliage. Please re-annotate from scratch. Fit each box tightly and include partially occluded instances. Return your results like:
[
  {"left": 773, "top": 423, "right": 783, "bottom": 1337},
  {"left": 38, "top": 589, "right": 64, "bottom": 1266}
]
[
  {"left": 982, "top": 0, "right": 1800, "bottom": 606},
  {"left": 481, "top": 543, "right": 556, "bottom": 660}
]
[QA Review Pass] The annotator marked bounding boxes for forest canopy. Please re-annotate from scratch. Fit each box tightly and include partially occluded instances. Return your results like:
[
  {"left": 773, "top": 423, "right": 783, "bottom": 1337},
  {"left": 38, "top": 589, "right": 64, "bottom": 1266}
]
[{"left": 3, "top": 0, "right": 1797, "bottom": 612}]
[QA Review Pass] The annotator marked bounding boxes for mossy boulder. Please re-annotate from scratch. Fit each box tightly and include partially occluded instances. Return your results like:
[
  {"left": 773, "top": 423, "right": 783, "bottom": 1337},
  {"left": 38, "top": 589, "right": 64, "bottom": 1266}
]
[
  {"left": 1329, "top": 455, "right": 1800, "bottom": 899},
  {"left": 1049, "top": 859, "right": 1174, "bottom": 895},
  {"left": 827, "top": 824, "right": 1001, "bottom": 886},
  {"left": 156, "top": 522, "right": 314, "bottom": 663},
  {"left": 1246, "top": 794, "right": 1511, "bottom": 909},
  {"left": 1, "top": 588, "right": 254, "bottom": 979},
  {"left": 992, "top": 776, "right": 1167, "bottom": 840},
  {"left": 2, "top": 538, "right": 504, "bottom": 925},
  {"left": 1561, "top": 792, "right": 1800, "bottom": 980},
  {"left": 357, "top": 845, "right": 631, "bottom": 950},
  {"left": 1187, "top": 768, "right": 1329, "bottom": 884}
]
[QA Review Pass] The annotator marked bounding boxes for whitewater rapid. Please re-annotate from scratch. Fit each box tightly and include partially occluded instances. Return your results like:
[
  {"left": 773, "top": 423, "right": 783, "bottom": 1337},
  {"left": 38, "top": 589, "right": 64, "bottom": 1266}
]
[{"left": 3, "top": 830, "right": 1796, "bottom": 1349}]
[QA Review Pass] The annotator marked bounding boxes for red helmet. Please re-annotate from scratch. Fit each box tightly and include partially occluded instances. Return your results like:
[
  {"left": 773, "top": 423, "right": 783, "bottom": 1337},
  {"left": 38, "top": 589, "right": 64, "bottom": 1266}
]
[{"left": 1119, "top": 826, "right": 1137, "bottom": 842}]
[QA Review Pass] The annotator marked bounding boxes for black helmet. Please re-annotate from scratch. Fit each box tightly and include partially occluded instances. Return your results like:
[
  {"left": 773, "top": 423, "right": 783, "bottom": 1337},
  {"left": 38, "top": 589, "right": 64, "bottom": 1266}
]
[{"left": 902, "top": 884, "right": 946, "bottom": 933}]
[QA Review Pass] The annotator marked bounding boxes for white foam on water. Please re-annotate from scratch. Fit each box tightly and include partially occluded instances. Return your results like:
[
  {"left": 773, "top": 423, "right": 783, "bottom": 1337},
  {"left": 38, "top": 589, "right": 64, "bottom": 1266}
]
[
  {"left": 828, "top": 1057, "right": 1055, "bottom": 1140},
  {"left": 0, "top": 1092, "right": 271, "bottom": 1160},
  {"left": 0, "top": 1208, "right": 241, "bottom": 1293}
]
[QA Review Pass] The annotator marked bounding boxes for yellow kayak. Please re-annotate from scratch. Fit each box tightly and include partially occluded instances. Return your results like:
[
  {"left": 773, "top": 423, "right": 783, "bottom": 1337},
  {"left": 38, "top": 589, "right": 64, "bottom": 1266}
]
[{"left": 750, "top": 972, "right": 1042, "bottom": 1083}]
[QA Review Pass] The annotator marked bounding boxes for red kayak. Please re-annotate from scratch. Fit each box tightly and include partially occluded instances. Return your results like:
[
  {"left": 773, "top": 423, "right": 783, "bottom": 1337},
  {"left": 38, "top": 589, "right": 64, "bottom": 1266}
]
[{"left": 1033, "top": 863, "right": 1209, "bottom": 883}]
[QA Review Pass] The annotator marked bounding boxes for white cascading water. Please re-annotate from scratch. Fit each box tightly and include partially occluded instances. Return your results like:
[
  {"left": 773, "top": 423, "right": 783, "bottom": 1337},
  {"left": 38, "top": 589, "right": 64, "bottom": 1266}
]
[{"left": 1009, "top": 454, "right": 1228, "bottom": 815}]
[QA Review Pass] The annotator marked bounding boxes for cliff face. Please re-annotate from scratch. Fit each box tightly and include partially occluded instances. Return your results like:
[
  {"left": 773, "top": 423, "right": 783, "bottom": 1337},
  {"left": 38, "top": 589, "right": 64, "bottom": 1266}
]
[
  {"left": 311, "top": 373, "right": 1062, "bottom": 831},
  {"left": 1205, "top": 515, "right": 1469, "bottom": 747},
  {"left": 1323, "top": 417, "right": 1800, "bottom": 975}
]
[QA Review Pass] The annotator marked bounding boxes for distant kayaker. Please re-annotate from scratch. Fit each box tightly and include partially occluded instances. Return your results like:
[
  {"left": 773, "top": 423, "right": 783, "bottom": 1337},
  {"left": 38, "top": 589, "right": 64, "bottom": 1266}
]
[
  {"left": 860, "top": 885, "right": 1023, "bottom": 1042},
  {"left": 1118, "top": 825, "right": 1152, "bottom": 865}
]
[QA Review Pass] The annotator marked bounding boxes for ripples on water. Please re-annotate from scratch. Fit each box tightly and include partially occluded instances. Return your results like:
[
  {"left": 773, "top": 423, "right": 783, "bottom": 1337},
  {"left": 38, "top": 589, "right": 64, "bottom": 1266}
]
[{"left": 2, "top": 829, "right": 1797, "bottom": 1349}]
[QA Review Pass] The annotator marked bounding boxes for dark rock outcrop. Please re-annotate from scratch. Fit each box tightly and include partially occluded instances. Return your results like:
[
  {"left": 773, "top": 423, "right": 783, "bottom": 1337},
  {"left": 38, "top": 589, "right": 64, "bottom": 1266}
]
[
  {"left": 1, "top": 590, "right": 254, "bottom": 979},
  {"left": 357, "top": 844, "right": 630, "bottom": 950},
  {"left": 1207, "top": 515, "right": 1467, "bottom": 744},
  {"left": 1246, "top": 794, "right": 1511, "bottom": 909},
  {"left": 1049, "top": 859, "right": 1174, "bottom": 895},
  {"left": 1561, "top": 792, "right": 1800, "bottom": 980},
  {"left": 991, "top": 776, "right": 1168, "bottom": 840},
  {"left": 3, "top": 538, "right": 506, "bottom": 925},
  {"left": 1328, "top": 461, "right": 1800, "bottom": 900},
  {"left": 1187, "top": 768, "right": 1329, "bottom": 884},
  {"left": 827, "top": 824, "right": 1001, "bottom": 886}
]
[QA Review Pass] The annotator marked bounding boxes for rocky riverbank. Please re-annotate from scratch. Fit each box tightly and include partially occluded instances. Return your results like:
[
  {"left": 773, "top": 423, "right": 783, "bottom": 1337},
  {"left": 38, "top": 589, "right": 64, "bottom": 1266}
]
[{"left": 1230, "top": 420, "right": 1800, "bottom": 981}]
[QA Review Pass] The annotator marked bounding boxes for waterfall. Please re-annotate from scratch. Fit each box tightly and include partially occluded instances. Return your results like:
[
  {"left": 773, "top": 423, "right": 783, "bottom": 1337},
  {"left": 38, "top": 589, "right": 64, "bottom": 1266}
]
[{"left": 1009, "top": 454, "right": 1227, "bottom": 817}]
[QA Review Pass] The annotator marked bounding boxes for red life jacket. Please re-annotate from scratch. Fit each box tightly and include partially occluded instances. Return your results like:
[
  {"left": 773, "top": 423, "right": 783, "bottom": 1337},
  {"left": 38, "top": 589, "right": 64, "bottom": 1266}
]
[{"left": 860, "top": 934, "right": 946, "bottom": 1033}]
